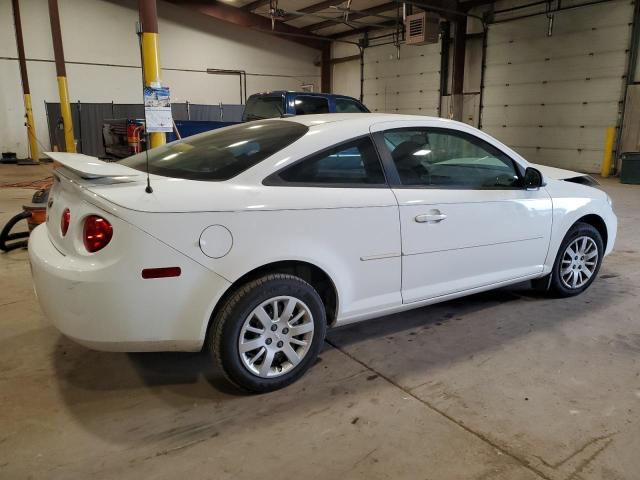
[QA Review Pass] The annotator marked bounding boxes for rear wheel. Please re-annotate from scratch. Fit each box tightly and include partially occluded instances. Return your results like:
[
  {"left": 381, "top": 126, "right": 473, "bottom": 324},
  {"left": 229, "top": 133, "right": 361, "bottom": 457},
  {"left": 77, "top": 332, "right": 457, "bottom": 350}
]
[
  {"left": 209, "top": 274, "right": 326, "bottom": 393},
  {"left": 548, "top": 222, "right": 603, "bottom": 297}
]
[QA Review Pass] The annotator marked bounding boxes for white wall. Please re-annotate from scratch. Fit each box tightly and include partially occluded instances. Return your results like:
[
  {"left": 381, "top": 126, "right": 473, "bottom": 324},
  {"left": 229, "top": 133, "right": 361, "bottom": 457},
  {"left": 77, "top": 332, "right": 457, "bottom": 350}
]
[
  {"left": 331, "top": 35, "right": 362, "bottom": 100},
  {"left": 0, "top": 0, "right": 320, "bottom": 158}
]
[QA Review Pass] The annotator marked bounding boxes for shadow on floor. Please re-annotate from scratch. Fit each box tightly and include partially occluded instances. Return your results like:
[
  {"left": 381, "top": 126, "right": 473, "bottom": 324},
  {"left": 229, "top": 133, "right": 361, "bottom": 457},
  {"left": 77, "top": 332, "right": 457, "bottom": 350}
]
[{"left": 49, "top": 278, "right": 618, "bottom": 446}]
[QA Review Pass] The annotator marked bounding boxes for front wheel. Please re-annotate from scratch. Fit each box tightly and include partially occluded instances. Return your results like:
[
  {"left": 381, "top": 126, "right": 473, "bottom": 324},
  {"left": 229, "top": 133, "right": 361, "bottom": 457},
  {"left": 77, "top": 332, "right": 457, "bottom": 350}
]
[
  {"left": 209, "top": 274, "right": 326, "bottom": 393},
  {"left": 548, "top": 222, "right": 604, "bottom": 297}
]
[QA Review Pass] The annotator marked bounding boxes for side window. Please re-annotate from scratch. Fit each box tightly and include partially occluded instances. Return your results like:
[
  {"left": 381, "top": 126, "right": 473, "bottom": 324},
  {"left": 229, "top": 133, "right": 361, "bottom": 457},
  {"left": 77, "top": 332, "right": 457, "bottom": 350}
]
[
  {"left": 278, "top": 137, "right": 386, "bottom": 186},
  {"left": 242, "top": 96, "right": 284, "bottom": 121},
  {"left": 293, "top": 96, "right": 329, "bottom": 115},
  {"left": 382, "top": 128, "right": 521, "bottom": 189},
  {"left": 335, "top": 98, "right": 368, "bottom": 113}
]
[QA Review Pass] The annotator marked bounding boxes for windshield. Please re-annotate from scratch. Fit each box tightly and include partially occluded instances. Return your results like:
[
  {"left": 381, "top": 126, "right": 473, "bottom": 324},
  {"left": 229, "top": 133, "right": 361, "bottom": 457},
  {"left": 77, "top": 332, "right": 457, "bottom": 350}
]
[
  {"left": 120, "top": 120, "right": 308, "bottom": 181},
  {"left": 242, "top": 96, "right": 285, "bottom": 121}
]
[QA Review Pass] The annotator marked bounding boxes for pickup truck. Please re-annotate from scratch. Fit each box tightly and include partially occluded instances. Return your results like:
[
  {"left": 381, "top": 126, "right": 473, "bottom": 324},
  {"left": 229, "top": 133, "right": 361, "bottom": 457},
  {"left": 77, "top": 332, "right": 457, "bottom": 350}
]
[{"left": 242, "top": 91, "right": 369, "bottom": 121}]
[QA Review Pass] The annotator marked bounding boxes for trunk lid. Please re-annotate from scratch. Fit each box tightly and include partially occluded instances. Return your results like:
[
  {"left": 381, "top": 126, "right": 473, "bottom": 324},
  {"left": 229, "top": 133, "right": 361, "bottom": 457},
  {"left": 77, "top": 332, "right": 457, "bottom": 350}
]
[{"left": 44, "top": 153, "right": 143, "bottom": 255}]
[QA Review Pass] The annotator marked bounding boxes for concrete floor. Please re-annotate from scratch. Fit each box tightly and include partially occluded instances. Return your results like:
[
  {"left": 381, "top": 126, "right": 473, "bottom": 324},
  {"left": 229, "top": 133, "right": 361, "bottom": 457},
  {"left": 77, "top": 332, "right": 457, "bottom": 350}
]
[{"left": 1, "top": 163, "right": 639, "bottom": 480}]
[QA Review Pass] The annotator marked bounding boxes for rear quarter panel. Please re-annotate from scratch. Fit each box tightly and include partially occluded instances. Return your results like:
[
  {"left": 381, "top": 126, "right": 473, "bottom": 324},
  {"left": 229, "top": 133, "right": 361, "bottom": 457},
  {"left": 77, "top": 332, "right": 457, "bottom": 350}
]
[{"left": 121, "top": 186, "right": 403, "bottom": 324}]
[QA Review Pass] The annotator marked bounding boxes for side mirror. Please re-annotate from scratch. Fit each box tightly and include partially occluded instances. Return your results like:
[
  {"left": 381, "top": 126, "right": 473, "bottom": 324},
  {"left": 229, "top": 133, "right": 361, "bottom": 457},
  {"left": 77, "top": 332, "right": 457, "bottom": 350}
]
[{"left": 524, "top": 167, "right": 543, "bottom": 190}]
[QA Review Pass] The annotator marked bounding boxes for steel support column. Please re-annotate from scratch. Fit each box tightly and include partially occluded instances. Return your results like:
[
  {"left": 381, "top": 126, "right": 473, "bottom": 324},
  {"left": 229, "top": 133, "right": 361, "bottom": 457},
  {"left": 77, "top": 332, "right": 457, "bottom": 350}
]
[
  {"left": 12, "top": 0, "right": 39, "bottom": 162},
  {"left": 321, "top": 44, "right": 332, "bottom": 93},
  {"left": 48, "top": 0, "right": 75, "bottom": 152},
  {"left": 451, "top": 18, "right": 466, "bottom": 121}
]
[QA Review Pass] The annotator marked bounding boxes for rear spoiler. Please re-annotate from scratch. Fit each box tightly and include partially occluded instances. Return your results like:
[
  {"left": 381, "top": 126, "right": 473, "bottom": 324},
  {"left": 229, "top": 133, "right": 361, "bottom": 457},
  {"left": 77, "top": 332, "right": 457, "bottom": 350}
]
[{"left": 45, "top": 152, "right": 142, "bottom": 179}]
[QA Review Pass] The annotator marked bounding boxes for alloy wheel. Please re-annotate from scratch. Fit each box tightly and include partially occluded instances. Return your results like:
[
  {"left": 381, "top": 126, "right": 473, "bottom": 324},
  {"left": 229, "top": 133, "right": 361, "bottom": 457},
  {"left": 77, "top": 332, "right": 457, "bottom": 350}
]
[
  {"left": 560, "top": 236, "right": 599, "bottom": 289},
  {"left": 238, "top": 296, "right": 315, "bottom": 378}
]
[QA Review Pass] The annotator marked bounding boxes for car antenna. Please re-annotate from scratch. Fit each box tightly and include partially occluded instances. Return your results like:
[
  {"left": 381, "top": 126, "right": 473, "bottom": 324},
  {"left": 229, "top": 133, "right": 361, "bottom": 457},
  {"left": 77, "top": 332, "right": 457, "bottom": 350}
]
[
  {"left": 144, "top": 131, "right": 153, "bottom": 194},
  {"left": 135, "top": 20, "right": 153, "bottom": 194}
]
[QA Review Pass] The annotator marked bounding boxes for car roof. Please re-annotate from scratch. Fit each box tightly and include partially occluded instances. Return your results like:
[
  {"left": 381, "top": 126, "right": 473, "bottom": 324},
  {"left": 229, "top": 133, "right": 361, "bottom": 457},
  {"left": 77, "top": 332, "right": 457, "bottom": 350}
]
[
  {"left": 249, "top": 91, "right": 365, "bottom": 101},
  {"left": 280, "top": 112, "right": 448, "bottom": 127}
]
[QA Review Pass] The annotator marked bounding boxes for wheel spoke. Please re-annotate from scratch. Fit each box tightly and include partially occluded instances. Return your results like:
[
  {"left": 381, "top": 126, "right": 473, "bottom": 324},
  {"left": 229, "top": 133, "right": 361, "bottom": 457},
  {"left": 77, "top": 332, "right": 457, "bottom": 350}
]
[
  {"left": 571, "top": 270, "right": 579, "bottom": 287},
  {"left": 245, "top": 325, "right": 264, "bottom": 334},
  {"left": 289, "top": 337, "right": 308, "bottom": 346},
  {"left": 290, "top": 322, "right": 313, "bottom": 337},
  {"left": 253, "top": 306, "right": 272, "bottom": 329},
  {"left": 585, "top": 250, "right": 598, "bottom": 260},
  {"left": 581, "top": 237, "right": 588, "bottom": 253},
  {"left": 565, "top": 246, "right": 576, "bottom": 258},
  {"left": 582, "top": 267, "right": 593, "bottom": 279},
  {"left": 240, "top": 338, "right": 264, "bottom": 354},
  {"left": 258, "top": 349, "right": 276, "bottom": 376},
  {"left": 288, "top": 310, "right": 305, "bottom": 326},
  {"left": 248, "top": 347, "right": 266, "bottom": 366},
  {"left": 282, "top": 344, "right": 301, "bottom": 366},
  {"left": 281, "top": 298, "right": 297, "bottom": 322}
]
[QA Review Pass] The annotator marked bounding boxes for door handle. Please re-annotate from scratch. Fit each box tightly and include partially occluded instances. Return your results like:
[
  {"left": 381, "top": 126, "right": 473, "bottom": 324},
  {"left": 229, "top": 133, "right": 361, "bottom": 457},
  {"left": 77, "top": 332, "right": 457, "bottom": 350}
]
[{"left": 415, "top": 213, "right": 447, "bottom": 223}]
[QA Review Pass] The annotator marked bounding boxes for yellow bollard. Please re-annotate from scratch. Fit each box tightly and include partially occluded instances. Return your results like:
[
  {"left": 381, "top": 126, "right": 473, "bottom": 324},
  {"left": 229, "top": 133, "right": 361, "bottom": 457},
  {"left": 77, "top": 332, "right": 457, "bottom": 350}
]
[
  {"left": 57, "top": 76, "right": 76, "bottom": 153},
  {"left": 601, "top": 127, "right": 615, "bottom": 178}
]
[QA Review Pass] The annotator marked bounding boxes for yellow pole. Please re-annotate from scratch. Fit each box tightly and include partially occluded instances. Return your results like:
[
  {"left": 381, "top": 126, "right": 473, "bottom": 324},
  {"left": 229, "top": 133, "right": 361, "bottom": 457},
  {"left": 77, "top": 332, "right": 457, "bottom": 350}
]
[
  {"left": 601, "top": 127, "right": 615, "bottom": 178},
  {"left": 141, "top": 31, "right": 165, "bottom": 148},
  {"left": 56, "top": 76, "right": 75, "bottom": 153},
  {"left": 23, "top": 94, "right": 39, "bottom": 161},
  {"left": 48, "top": 0, "right": 76, "bottom": 153}
]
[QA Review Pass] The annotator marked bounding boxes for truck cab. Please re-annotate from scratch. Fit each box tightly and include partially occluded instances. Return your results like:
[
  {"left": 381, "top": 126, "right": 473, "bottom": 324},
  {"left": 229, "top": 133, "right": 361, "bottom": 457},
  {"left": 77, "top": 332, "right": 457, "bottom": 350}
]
[{"left": 242, "top": 91, "right": 369, "bottom": 121}]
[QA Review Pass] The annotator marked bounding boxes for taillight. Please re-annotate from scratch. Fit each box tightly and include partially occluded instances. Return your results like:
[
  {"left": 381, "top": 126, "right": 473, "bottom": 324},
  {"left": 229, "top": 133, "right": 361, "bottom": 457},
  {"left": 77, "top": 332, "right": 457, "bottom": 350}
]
[
  {"left": 61, "top": 208, "right": 70, "bottom": 236},
  {"left": 83, "top": 215, "right": 113, "bottom": 252}
]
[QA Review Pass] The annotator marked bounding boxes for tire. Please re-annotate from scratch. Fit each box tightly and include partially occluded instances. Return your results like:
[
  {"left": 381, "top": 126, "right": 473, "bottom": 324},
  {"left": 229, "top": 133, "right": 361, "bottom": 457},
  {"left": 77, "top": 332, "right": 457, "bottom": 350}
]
[
  {"left": 209, "top": 273, "right": 327, "bottom": 393},
  {"left": 548, "top": 222, "right": 604, "bottom": 297}
]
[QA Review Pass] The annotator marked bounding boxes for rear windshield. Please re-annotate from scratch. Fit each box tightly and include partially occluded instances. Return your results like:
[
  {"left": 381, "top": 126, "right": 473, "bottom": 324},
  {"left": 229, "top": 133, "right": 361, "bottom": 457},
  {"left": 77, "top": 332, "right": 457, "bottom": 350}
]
[
  {"left": 242, "top": 96, "right": 285, "bottom": 121},
  {"left": 120, "top": 121, "right": 308, "bottom": 181}
]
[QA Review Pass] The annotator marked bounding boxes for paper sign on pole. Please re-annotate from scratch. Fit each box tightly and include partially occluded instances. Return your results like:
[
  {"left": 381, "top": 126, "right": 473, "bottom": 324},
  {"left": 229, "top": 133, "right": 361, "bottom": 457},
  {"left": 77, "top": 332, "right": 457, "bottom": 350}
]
[{"left": 143, "top": 85, "right": 173, "bottom": 133}]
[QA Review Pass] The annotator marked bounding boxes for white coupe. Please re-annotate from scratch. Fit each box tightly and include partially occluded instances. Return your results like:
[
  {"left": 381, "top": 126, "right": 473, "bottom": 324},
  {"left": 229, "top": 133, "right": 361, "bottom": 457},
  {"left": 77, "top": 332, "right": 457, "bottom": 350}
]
[{"left": 30, "top": 114, "right": 617, "bottom": 392}]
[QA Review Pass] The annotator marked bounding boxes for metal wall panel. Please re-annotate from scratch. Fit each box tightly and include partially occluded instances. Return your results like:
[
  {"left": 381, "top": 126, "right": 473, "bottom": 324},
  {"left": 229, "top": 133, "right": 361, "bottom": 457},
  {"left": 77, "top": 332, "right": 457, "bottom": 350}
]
[
  {"left": 363, "top": 41, "right": 441, "bottom": 116},
  {"left": 482, "top": 0, "right": 633, "bottom": 172},
  {"left": 45, "top": 102, "right": 244, "bottom": 158}
]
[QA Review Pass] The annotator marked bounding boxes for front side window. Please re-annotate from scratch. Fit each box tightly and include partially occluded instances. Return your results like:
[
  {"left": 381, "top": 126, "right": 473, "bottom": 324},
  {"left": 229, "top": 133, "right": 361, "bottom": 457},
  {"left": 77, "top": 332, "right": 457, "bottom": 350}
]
[
  {"left": 120, "top": 120, "right": 308, "bottom": 181},
  {"left": 382, "top": 128, "right": 521, "bottom": 188},
  {"left": 335, "top": 98, "right": 368, "bottom": 113},
  {"left": 242, "top": 96, "right": 285, "bottom": 121},
  {"left": 276, "top": 137, "right": 385, "bottom": 186},
  {"left": 293, "top": 96, "right": 329, "bottom": 115}
]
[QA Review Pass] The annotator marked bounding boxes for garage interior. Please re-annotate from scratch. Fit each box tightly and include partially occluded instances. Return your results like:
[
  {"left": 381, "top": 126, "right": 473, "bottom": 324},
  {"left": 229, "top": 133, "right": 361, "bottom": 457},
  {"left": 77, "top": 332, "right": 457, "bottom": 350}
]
[{"left": 1, "top": 0, "right": 640, "bottom": 478}]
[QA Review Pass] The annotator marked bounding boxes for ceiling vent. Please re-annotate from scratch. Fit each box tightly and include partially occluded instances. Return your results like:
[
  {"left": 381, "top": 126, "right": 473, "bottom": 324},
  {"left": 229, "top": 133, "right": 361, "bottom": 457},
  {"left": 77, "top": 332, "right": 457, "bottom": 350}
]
[{"left": 405, "top": 12, "right": 440, "bottom": 45}]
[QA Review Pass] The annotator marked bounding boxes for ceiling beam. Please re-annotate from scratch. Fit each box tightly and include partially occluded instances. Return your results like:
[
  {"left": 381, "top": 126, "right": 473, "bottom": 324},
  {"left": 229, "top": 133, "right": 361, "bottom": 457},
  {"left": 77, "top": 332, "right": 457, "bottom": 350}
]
[
  {"left": 281, "top": 0, "right": 345, "bottom": 23},
  {"left": 303, "top": 2, "right": 397, "bottom": 32},
  {"left": 167, "top": 0, "right": 326, "bottom": 49},
  {"left": 329, "top": 19, "right": 398, "bottom": 39},
  {"left": 457, "top": 0, "right": 494, "bottom": 10},
  {"left": 243, "top": 0, "right": 269, "bottom": 11}
]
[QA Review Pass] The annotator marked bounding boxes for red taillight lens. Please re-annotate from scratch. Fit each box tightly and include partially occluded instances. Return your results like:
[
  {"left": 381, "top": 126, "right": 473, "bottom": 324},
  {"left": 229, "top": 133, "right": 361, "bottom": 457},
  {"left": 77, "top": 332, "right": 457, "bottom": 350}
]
[
  {"left": 83, "top": 215, "right": 113, "bottom": 252},
  {"left": 61, "top": 208, "right": 70, "bottom": 236}
]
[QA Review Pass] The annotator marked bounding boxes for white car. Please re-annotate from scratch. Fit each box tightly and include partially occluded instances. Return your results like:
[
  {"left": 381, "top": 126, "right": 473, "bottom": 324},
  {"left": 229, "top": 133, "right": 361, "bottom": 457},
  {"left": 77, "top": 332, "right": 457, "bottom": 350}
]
[{"left": 29, "top": 114, "right": 617, "bottom": 392}]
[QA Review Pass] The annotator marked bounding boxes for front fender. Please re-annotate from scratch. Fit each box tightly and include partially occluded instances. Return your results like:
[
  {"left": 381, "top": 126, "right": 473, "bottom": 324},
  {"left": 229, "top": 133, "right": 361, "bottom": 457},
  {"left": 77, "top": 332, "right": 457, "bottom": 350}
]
[{"left": 544, "top": 180, "right": 617, "bottom": 268}]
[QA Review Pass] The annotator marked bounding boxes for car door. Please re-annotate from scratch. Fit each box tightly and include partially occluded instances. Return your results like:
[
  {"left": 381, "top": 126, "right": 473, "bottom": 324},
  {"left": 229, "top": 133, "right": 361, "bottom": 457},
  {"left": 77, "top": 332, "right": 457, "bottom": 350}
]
[
  {"left": 263, "top": 134, "right": 403, "bottom": 321},
  {"left": 371, "top": 120, "right": 553, "bottom": 303}
]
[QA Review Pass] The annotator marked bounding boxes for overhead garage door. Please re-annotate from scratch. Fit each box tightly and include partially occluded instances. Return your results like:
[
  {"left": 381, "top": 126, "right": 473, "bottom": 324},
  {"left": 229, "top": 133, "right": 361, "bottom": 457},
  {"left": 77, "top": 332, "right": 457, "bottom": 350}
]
[
  {"left": 363, "top": 41, "right": 441, "bottom": 116},
  {"left": 482, "top": 0, "right": 633, "bottom": 173}
]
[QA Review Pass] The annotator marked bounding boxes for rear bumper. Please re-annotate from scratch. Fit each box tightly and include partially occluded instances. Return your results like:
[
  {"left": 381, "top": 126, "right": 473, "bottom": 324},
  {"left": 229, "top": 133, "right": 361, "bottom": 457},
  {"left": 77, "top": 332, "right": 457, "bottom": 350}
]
[{"left": 29, "top": 224, "right": 231, "bottom": 352}]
